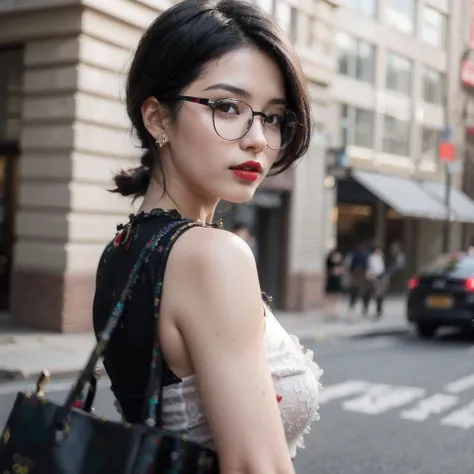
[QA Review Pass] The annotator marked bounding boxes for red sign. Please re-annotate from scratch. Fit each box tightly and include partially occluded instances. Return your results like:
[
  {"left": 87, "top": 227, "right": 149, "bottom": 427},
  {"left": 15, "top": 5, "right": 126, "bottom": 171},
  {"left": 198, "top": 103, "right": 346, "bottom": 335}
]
[
  {"left": 461, "top": 60, "right": 474, "bottom": 88},
  {"left": 439, "top": 142, "right": 455, "bottom": 162}
]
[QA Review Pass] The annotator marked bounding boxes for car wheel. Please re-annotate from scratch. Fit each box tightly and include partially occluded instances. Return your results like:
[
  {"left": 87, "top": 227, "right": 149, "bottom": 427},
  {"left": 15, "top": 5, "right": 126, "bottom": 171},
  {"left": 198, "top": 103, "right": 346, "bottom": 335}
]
[{"left": 416, "top": 323, "right": 437, "bottom": 339}]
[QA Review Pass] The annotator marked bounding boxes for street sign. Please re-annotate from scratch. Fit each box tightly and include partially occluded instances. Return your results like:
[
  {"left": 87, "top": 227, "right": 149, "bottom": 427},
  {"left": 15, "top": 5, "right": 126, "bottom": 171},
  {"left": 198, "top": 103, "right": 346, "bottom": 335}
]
[
  {"left": 442, "top": 126, "right": 453, "bottom": 141},
  {"left": 446, "top": 160, "right": 463, "bottom": 175},
  {"left": 439, "top": 142, "right": 455, "bottom": 162}
]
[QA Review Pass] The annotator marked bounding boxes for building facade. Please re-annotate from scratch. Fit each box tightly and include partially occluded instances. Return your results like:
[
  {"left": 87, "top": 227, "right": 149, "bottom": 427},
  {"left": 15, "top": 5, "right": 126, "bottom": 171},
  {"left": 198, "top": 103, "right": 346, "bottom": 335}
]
[
  {"left": 328, "top": 0, "right": 474, "bottom": 287},
  {"left": 0, "top": 0, "right": 337, "bottom": 331}
]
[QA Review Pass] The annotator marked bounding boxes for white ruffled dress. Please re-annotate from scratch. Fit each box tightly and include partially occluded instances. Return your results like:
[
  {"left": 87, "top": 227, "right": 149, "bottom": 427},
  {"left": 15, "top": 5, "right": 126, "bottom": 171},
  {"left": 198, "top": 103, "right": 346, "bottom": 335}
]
[{"left": 115, "top": 305, "right": 323, "bottom": 458}]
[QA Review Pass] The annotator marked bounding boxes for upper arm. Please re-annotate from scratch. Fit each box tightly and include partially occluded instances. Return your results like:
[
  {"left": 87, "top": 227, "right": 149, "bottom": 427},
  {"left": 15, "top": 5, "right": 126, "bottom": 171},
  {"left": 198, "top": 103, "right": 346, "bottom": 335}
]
[{"left": 164, "top": 228, "right": 294, "bottom": 474}]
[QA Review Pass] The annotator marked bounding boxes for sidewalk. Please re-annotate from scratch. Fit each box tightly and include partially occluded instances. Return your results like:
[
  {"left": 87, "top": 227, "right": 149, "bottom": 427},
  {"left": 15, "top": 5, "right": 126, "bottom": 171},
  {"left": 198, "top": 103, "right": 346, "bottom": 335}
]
[
  {"left": 0, "top": 297, "right": 411, "bottom": 382},
  {"left": 274, "top": 296, "right": 411, "bottom": 341}
]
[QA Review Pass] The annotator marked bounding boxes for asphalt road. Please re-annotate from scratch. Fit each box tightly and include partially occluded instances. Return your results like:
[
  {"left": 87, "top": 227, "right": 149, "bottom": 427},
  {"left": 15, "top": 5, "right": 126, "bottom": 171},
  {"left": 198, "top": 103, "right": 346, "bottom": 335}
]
[{"left": 1, "top": 329, "right": 473, "bottom": 473}]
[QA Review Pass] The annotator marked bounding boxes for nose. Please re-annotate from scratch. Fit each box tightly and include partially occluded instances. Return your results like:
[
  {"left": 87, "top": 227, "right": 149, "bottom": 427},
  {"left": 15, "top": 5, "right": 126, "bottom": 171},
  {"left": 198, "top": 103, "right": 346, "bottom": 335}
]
[{"left": 239, "top": 117, "right": 267, "bottom": 153}]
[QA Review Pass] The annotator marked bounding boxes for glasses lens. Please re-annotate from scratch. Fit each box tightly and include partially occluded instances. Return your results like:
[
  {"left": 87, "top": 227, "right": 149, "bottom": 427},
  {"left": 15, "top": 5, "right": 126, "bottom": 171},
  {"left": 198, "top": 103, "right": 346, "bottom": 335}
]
[
  {"left": 212, "top": 99, "right": 253, "bottom": 141},
  {"left": 212, "top": 99, "right": 298, "bottom": 150},
  {"left": 264, "top": 109, "right": 297, "bottom": 150}
]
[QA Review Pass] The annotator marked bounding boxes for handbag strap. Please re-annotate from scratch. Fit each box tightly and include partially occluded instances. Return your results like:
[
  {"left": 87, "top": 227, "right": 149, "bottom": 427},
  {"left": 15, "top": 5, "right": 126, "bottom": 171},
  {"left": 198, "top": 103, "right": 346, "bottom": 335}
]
[
  {"left": 140, "top": 220, "right": 201, "bottom": 428},
  {"left": 56, "top": 218, "right": 191, "bottom": 428}
]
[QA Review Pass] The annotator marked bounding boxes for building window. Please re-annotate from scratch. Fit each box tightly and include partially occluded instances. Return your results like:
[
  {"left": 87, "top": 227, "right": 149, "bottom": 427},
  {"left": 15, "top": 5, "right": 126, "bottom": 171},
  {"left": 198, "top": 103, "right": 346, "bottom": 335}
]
[
  {"left": 421, "top": 6, "right": 446, "bottom": 47},
  {"left": 423, "top": 67, "right": 444, "bottom": 104},
  {"left": 289, "top": 7, "right": 298, "bottom": 42},
  {"left": 421, "top": 128, "right": 441, "bottom": 160},
  {"left": 354, "top": 109, "right": 375, "bottom": 148},
  {"left": 340, "top": 0, "right": 377, "bottom": 18},
  {"left": 335, "top": 32, "right": 375, "bottom": 83},
  {"left": 386, "top": 0, "right": 415, "bottom": 34},
  {"left": 339, "top": 104, "right": 375, "bottom": 149},
  {"left": 340, "top": 104, "right": 350, "bottom": 146},
  {"left": 258, "top": 0, "right": 273, "bottom": 13},
  {"left": 382, "top": 115, "right": 410, "bottom": 156},
  {"left": 386, "top": 52, "right": 412, "bottom": 95},
  {"left": 275, "top": 1, "right": 291, "bottom": 34}
]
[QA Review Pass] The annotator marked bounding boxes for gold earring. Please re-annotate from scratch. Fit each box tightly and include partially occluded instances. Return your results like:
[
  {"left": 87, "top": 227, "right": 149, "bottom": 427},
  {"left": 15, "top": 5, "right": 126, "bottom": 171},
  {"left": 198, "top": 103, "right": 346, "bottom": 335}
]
[{"left": 156, "top": 135, "right": 168, "bottom": 148}]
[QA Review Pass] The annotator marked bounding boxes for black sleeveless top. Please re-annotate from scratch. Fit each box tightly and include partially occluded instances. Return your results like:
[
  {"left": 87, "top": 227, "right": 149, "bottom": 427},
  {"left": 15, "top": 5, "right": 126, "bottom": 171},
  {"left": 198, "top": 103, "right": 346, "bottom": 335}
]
[{"left": 92, "top": 209, "right": 203, "bottom": 424}]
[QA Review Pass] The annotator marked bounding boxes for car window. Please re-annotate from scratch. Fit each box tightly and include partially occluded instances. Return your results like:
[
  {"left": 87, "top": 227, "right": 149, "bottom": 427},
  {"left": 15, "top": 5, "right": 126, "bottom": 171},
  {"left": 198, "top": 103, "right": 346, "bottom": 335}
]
[{"left": 421, "top": 255, "right": 474, "bottom": 278}]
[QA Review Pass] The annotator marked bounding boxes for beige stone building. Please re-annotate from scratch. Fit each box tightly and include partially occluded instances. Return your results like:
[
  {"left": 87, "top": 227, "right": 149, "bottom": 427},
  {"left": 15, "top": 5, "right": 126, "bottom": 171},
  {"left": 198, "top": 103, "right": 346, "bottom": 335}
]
[{"left": 0, "top": 0, "right": 338, "bottom": 331}]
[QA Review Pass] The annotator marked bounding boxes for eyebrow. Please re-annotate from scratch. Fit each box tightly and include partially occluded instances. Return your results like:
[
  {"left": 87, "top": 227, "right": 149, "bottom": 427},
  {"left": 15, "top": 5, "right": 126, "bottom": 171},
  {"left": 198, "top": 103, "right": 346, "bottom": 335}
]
[{"left": 203, "top": 83, "right": 287, "bottom": 106}]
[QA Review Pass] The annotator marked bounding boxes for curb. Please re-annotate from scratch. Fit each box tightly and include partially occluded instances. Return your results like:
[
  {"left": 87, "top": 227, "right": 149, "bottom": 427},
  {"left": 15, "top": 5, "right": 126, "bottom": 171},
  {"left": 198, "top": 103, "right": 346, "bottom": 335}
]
[{"left": 295, "top": 325, "right": 412, "bottom": 343}]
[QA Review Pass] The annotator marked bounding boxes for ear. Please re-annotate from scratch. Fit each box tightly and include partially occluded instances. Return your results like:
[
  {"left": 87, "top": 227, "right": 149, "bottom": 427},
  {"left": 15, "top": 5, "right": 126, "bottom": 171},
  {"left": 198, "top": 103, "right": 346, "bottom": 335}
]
[{"left": 141, "top": 97, "right": 172, "bottom": 141}]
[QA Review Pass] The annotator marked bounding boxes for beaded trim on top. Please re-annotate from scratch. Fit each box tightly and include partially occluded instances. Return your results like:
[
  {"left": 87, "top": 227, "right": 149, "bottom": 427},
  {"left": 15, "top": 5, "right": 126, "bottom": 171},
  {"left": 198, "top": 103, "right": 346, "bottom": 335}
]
[{"left": 117, "top": 208, "right": 223, "bottom": 232}]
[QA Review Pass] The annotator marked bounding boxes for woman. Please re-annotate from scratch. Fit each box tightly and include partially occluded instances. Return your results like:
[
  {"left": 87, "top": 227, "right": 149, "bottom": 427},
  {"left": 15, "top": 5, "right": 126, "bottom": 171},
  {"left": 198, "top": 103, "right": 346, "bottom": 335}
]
[
  {"left": 92, "top": 1, "right": 322, "bottom": 472},
  {"left": 324, "top": 248, "right": 344, "bottom": 321}
]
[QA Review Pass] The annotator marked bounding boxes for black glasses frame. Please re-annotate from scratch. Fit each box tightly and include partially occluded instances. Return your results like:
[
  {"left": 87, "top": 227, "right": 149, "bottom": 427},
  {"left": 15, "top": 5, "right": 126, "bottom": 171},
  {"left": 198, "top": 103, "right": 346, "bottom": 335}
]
[{"left": 165, "top": 95, "right": 297, "bottom": 150}]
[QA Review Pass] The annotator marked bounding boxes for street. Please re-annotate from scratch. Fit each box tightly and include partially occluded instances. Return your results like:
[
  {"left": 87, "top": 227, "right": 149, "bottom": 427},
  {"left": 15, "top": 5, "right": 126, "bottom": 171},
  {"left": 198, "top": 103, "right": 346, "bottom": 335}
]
[{"left": 1, "top": 329, "right": 473, "bottom": 473}]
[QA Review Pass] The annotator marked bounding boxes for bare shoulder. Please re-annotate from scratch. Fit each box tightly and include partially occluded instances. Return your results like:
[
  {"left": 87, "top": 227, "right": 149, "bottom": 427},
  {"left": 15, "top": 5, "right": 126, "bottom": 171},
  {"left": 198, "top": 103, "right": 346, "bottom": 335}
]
[
  {"left": 164, "top": 225, "right": 262, "bottom": 328},
  {"left": 170, "top": 225, "right": 256, "bottom": 271}
]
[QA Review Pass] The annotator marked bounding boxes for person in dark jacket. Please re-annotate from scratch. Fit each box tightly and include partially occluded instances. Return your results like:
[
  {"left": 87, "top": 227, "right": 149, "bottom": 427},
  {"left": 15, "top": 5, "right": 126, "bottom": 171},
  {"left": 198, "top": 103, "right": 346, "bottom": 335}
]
[
  {"left": 346, "top": 242, "right": 370, "bottom": 321},
  {"left": 324, "top": 248, "right": 344, "bottom": 321}
]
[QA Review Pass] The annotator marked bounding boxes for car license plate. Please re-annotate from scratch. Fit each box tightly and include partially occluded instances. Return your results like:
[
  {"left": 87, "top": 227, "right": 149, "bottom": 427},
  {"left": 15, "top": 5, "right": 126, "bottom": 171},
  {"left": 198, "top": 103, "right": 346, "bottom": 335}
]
[{"left": 426, "top": 295, "right": 453, "bottom": 309}]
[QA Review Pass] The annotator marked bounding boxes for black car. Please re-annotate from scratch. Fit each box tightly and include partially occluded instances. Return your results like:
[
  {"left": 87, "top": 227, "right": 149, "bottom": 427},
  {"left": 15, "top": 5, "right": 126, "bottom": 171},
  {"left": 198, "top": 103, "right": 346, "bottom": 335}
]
[{"left": 407, "top": 252, "right": 474, "bottom": 338}]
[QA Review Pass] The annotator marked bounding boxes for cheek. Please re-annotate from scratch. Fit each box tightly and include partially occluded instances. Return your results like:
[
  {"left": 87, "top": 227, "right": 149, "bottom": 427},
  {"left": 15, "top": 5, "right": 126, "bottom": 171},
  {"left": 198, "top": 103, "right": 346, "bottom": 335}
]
[{"left": 172, "top": 112, "right": 226, "bottom": 172}]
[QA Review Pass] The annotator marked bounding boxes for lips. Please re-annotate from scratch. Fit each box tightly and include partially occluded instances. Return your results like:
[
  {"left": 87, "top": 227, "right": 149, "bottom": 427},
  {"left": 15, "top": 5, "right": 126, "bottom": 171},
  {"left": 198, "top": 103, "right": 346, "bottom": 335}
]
[
  {"left": 230, "top": 161, "right": 262, "bottom": 182},
  {"left": 230, "top": 160, "right": 262, "bottom": 172}
]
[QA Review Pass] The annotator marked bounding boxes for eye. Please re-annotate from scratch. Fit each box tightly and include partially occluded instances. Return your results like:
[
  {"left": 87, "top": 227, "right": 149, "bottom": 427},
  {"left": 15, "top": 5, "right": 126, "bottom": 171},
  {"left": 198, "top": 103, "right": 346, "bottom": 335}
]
[
  {"left": 214, "top": 100, "right": 240, "bottom": 115},
  {"left": 266, "top": 112, "right": 284, "bottom": 126}
]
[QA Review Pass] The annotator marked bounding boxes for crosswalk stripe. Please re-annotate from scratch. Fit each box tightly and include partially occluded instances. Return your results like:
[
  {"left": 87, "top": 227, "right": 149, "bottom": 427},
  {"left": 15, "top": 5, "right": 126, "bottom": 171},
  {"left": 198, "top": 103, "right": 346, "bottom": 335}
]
[
  {"left": 400, "top": 393, "right": 458, "bottom": 422},
  {"left": 440, "top": 400, "right": 474, "bottom": 429},
  {"left": 319, "top": 380, "right": 371, "bottom": 405},
  {"left": 443, "top": 374, "right": 474, "bottom": 394},
  {"left": 342, "top": 384, "right": 425, "bottom": 415}
]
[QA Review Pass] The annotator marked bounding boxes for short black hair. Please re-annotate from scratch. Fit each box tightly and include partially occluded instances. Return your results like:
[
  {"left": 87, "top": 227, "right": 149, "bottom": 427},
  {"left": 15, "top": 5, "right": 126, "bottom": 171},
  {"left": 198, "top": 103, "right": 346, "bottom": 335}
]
[{"left": 112, "top": 0, "right": 313, "bottom": 199}]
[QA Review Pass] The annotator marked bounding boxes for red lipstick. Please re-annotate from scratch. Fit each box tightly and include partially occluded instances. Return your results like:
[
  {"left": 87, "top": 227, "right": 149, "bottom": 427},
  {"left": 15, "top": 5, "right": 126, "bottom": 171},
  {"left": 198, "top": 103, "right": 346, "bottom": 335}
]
[{"left": 230, "top": 160, "right": 262, "bottom": 182}]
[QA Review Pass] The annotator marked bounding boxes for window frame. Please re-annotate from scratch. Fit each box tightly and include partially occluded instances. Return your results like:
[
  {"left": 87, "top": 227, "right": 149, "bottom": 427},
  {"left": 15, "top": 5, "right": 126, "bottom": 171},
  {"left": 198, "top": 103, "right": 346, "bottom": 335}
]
[
  {"left": 382, "top": 114, "right": 411, "bottom": 156},
  {"left": 386, "top": 0, "right": 415, "bottom": 35},
  {"left": 386, "top": 51, "right": 412, "bottom": 96},
  {"left": 335, "top": 31, "right": 376, "bottom": 84}
]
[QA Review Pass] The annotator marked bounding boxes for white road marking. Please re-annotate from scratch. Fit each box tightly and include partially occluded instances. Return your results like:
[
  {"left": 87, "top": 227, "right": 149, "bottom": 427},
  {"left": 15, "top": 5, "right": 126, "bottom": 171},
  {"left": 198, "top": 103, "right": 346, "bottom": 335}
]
[
  {"left": 342, "top": 384, "right": 425, "bottom": 415},
  {"left": 440, "top": 400, "right": 474, "bottom": 429},
  {"left": 318, "top": 380, "right": 371, "bottom": 405},
  {"left": 400, "top": 393, "right": 459, "bottom": 422},
  {"left": 443, "top": 374, "right": 474, "bottom": 394}
]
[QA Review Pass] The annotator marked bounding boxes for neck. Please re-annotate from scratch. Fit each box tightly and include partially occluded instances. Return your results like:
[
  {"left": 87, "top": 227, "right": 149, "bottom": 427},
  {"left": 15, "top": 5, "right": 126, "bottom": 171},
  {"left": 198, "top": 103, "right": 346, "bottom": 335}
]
[{"left": 139, "top": 173, "right": 218, "bottom": 224}]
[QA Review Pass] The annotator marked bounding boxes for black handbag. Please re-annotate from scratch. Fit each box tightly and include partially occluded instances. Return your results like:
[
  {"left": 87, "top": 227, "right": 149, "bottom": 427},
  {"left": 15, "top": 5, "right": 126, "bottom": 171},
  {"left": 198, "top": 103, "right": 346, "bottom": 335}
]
[{"left": 0, "top": 219, "right": 219, "bottom": 474}]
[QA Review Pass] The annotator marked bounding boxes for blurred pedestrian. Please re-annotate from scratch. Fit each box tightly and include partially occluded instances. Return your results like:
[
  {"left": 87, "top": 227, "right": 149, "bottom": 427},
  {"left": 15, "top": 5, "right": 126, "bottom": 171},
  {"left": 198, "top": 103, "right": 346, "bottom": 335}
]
[
  {"left": 347, "top": 242, "right": 370, "bottom": 322},
  {"left": 324, "top": 248, "right": 344, "bottom": 321},
  {"left": 385, "top": 241, "right": 405, "bottom": 293},
  {"left": 363, "top": 244, "right": 386, "bottom": 318}
]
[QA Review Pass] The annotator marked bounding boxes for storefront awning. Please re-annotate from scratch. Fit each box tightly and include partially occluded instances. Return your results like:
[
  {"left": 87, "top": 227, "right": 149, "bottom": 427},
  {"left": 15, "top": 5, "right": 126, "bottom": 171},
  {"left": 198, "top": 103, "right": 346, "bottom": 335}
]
[
  {"left": 351, "top": 169, "right": 447, "bottom": 220},
  {"left": 421, "top": 181, "right": 474, "bottom": 223}
]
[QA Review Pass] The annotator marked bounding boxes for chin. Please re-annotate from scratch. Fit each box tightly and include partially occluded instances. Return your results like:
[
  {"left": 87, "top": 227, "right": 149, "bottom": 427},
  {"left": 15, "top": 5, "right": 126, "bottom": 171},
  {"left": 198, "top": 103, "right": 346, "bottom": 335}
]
[{"left": 220, "top": 184, "right": 258, "bottom": 204}]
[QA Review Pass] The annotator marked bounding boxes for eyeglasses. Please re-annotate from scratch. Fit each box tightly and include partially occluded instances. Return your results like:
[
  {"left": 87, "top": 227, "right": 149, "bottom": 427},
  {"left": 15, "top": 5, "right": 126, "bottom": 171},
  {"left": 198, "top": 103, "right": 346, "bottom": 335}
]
[{"left": 167, "top": 95, "right": 298, "bottom": 151}]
